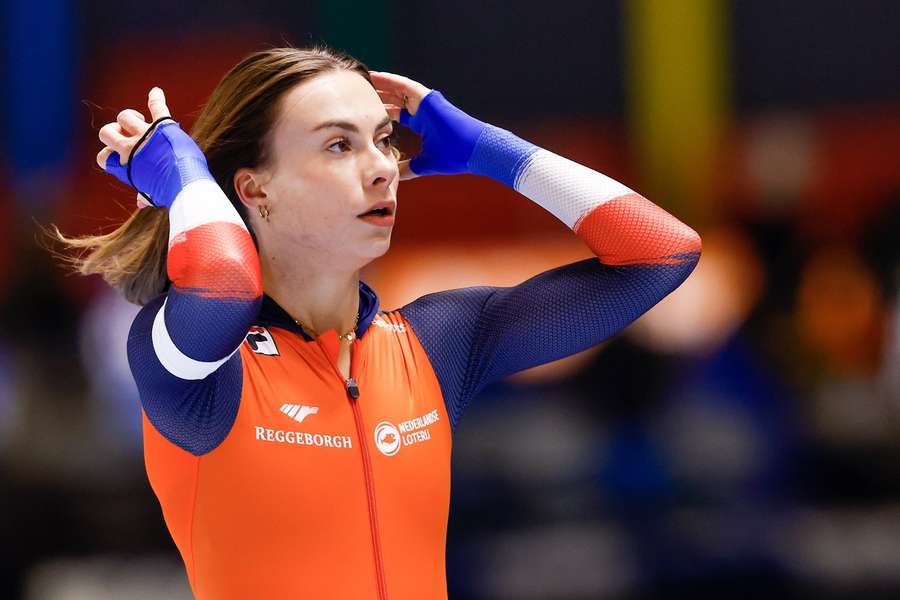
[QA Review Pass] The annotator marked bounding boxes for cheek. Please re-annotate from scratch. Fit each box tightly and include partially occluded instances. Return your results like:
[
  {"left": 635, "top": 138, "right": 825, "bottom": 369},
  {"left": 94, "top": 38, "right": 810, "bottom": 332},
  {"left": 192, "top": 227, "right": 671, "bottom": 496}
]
[{"left": 270, "top": 159, "right": 363, "bottom": 226}]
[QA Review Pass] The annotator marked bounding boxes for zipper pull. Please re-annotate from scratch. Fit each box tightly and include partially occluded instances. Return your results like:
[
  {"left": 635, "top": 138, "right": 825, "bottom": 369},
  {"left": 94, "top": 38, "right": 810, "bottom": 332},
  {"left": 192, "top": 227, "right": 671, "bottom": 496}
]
[{"left": 345, "top": 377, "right": 360, "bottom": 400}]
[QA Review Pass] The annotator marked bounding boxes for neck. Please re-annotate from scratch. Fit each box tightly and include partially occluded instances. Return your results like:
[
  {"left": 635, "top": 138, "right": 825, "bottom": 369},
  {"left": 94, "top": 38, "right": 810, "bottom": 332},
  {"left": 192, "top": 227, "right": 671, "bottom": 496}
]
[{"left": 259, "top": 242, "right": 360, "bottom": 339}]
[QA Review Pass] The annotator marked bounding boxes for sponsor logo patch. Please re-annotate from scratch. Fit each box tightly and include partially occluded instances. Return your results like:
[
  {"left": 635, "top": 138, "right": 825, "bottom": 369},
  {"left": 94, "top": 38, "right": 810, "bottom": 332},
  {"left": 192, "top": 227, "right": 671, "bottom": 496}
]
[
  {"left": 246, "top": 326, "right": 279, "bottom": 356},
  {"left": 280, "top": 404, "right": 319, "bottom": 424},
  {"left": 372, "top": 316, "right": 406, "bottom": 333},
  {"left": 373, "top": 409, "right": 440, "bottom": 456}
]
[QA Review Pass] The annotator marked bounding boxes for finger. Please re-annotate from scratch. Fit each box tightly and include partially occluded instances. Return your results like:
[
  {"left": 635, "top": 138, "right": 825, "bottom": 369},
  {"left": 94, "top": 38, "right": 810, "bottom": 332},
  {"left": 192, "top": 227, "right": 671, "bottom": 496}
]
[
  {"left": 370, "top": 72, "right": 430, "bottom": 95},
  {"left": 370, "top": 70, "right": 423, "bottom": 87},
  {"left": 377, "top": 91, "right": 409, "bottom": 114},
  {"left": 369, "top": 72, "right": 431, "bottom": 114},
  {"left": 96, "top": 146, "right": 115, "bottom": 170},
  {"left": 98, "top": 122, "right": 131, "bottom": 153},
  {"left": 147, "top": 87, "right": 170, "bottom": 121},
  {"left": 398, "top": 159, "right": 418, "bottom": 181},
  {"left": 136, "top": 193, "right": 153, "bottom": 209},
  {"left": 375, "top": 88, "right": 405, "bottom": 104},
  {"left": 369, "top": 73, "right": 410, "bottom": 98},
  {"left": 376, "top": 89, "right": 407, "bottom": 118},
  {"left": 117, "top": 109, "right": 149, "bottom": 136},
  {"left": 384, "top": 104, "right": 402, "bottom": 122}
]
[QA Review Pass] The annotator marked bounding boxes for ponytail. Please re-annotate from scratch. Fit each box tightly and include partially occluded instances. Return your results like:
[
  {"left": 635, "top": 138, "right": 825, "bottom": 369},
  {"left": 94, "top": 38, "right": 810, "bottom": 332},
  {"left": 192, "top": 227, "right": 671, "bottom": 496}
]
[{"left": 46, "top": 207, "right": 169, "bottom": 306}]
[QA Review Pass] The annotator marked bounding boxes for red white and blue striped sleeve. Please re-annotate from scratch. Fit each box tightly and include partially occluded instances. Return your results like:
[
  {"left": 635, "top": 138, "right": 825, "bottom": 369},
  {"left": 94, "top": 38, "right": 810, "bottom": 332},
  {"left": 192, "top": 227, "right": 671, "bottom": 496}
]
[
  {"left": 127, "top": 178, "right": 262, "bottom": 455},
  {"left": 400, "top": 126, "right": 701, "bottom": 431}
]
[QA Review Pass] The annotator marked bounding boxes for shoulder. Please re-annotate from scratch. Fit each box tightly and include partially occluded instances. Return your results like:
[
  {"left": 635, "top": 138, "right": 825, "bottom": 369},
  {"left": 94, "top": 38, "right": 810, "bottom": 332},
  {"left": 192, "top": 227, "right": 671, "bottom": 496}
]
[
  {"left": 369, "top": 311, "right": 410, "bottom": 334},
  {"left": 397, "top": 286, "right": 496, "bottom": 323}
]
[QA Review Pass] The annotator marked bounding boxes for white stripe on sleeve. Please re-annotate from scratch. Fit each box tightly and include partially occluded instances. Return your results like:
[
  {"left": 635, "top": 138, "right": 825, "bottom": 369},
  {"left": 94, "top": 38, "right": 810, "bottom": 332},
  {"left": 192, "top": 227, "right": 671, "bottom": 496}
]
[
  {"left": 151, "top": 297, "right": 240, "bottom": 380},
  {"left": 515, "top": 149, "right": 635, "bottom": 229},
  {"left": 167, "top": 179, "right": 247, "bottom": 243}
]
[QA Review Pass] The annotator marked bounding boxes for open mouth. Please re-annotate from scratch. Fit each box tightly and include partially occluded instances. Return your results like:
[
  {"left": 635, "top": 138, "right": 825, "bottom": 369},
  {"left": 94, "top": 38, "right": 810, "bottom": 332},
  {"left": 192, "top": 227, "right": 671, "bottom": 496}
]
[
  {"left": 359, "top": 206, "right": 392, "bottom": 217},
  {"left": 357, "top": 202, "right": 396, "bottom": 227}
]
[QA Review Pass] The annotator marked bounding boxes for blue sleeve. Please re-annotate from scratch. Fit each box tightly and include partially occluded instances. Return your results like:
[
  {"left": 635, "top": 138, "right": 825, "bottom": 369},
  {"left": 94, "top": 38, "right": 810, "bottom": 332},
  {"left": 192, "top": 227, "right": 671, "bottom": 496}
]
[
  {"left": 127, "top": 293, "right": 248, "bottom": 455},
  {"left": 113, "top": 122, "right": 263, "bottom": 456},
  {"left": 399, "top": 257, "right": 698, "bottom": 431}
]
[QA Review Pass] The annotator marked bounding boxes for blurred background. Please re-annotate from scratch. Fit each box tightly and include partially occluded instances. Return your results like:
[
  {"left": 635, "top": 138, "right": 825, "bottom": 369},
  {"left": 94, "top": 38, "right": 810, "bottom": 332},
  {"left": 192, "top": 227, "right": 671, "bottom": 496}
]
[{"left": 2, "top": 0, "right": 899, "bottom": 598}]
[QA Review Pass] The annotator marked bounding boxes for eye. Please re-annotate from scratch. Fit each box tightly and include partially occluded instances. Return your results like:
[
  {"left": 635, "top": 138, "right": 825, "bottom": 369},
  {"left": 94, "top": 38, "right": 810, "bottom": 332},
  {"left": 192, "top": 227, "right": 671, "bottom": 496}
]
[
  {"left": 378, "top": 131, "right": 396, "bottom": 149},
  {"left": 327, "top": 138, "right": 351, "bottom": 153},
  {"left": 327, "top": 131, "right": 395, "bottom": 154}
]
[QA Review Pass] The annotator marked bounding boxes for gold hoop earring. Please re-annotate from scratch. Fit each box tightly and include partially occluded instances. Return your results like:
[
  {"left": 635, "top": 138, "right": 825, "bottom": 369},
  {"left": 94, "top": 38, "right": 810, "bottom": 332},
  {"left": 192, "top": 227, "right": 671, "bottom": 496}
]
[{"left": 259, "top": 205, "right": 270, "bottom": 221}]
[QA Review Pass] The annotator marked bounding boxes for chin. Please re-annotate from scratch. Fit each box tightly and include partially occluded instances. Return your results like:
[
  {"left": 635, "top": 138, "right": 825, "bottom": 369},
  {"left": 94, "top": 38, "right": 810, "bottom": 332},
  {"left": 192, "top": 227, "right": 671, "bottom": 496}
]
[
  {"left": 357, "top": 235, "right": 392, "bottom": 264},
  {"left": 372, "top": 235, "right": 392, "bottom": 258}
]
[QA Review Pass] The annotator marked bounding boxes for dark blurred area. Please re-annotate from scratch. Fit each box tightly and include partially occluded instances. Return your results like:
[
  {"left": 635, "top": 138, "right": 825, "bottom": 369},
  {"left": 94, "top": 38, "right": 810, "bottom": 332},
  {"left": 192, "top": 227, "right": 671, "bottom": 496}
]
[{"left": 2, "top": 1, "right": 899, "bottom": 598}]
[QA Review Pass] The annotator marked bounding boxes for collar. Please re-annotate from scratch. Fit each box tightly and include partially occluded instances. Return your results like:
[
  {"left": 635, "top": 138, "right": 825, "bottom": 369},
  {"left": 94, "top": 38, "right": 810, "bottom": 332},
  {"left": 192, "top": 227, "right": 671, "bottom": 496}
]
[{"left": 257, "top": 279, "right": 381, "bottom": 342}]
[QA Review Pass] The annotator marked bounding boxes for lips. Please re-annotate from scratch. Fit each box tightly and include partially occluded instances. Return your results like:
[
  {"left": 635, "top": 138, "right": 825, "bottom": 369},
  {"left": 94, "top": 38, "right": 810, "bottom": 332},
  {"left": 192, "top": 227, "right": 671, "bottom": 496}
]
[{"left": 357, "top": 199, "right": 396, "bottom": 218}]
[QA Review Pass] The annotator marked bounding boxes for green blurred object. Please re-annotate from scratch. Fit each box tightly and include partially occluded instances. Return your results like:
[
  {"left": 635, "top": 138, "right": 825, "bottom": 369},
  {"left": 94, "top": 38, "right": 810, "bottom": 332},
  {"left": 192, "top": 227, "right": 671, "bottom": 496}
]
[{"left": 320, "top": 0, "right": 391, "bottom": 70}]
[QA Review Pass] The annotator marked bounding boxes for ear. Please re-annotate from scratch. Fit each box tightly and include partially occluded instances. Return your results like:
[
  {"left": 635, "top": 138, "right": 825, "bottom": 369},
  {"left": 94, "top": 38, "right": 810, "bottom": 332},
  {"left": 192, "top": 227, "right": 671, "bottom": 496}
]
[{"left": 233, "top": 167, "right": 270, "bottom": 212}]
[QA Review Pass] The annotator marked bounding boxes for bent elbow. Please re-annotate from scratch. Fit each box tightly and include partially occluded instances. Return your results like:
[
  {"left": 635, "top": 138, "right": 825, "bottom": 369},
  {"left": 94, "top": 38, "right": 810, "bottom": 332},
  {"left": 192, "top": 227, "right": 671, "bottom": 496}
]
[
  {"left": 666, "top": 228, "right": 702, "bottom": 293},
  {"left": 168, "top": 225, "right": 262, "bottom": 300},
  {"left": 181, "top": 253, "right": 262, "bottom": 300},
  {"left": 683, "top": 227, "right": 702, "bottom": 267}
]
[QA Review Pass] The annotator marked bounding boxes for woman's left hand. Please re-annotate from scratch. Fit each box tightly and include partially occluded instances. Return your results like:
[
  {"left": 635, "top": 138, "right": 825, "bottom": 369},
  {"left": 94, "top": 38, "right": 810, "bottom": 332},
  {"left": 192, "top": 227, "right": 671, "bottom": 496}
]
[{"left": 370, "top": 71, "right": 489, "bottom": 181}]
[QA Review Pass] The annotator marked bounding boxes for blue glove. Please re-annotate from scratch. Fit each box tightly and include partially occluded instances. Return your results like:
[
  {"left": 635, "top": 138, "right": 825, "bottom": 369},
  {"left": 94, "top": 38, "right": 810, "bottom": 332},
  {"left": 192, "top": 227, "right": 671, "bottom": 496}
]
[
  {"left": 399, "top": 90, "right": 539, "bottom": 188},
  {"left": 399, "top": 90, "right": 488, "bottom": 176},
  {"left": 104, "top": 120, "right": 214, "bottom": 210}
]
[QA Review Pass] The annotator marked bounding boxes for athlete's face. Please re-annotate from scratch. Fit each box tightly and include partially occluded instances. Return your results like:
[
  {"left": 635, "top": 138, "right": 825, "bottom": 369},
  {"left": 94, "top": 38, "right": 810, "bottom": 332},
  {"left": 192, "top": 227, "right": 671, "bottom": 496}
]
[{"left": 262, "top": 70, "right": 399, "bottom": 266}]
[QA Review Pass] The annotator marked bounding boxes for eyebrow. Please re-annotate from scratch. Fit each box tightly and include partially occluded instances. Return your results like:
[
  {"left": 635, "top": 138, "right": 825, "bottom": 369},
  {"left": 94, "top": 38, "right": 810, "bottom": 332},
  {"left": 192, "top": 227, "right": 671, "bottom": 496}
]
[{"left": 311, "top": 114, "right": 392, "bottom": 134}]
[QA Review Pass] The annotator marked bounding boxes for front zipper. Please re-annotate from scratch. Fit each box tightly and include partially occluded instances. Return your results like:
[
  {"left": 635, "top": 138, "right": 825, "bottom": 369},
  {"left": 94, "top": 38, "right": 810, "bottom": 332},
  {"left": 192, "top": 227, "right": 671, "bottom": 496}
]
[{"left": 315, "top": 337, "right": 388, "bottom": 600}]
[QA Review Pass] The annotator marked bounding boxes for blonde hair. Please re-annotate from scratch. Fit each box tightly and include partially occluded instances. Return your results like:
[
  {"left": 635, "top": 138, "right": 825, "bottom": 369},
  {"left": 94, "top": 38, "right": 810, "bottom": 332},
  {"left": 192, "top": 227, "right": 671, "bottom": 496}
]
[{"left": 47, "top": 45, "right": 401, "bottom": 306}]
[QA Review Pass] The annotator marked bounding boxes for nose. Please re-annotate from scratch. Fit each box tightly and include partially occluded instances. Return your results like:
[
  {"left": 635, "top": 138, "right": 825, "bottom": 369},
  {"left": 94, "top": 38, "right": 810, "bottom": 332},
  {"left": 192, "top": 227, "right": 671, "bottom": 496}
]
[{"left": 364, "top": 141, "right": 397, "bottom": 189}]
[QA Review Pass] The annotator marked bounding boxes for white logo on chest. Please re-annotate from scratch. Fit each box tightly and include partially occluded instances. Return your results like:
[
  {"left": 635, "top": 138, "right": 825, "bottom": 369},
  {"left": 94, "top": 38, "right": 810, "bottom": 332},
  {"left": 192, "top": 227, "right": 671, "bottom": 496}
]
[
  {"left": 255, "top": 405, "right": 351, "bottom": 449},
  {"left": 246, "top": 326, "right": 279, "bottom": 355},
  {"left": 373, "top": 409, "right": 440, "bottom": 456},
  {"left": 372, "top": 316, "right": 406, "bottom": 333},
  {"left": 280, "top": 403, "right": 319, "bottom": 423}
]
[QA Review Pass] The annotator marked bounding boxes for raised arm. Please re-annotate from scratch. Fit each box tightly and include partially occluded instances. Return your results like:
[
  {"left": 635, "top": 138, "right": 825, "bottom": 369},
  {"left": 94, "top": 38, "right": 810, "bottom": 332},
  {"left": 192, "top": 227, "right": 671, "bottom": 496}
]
[
  {"left": 98, "top": 88, "right": 262, "bottom": 454},
  {"left": 371, "top": 77, "right": 699, "bottom": 431}
]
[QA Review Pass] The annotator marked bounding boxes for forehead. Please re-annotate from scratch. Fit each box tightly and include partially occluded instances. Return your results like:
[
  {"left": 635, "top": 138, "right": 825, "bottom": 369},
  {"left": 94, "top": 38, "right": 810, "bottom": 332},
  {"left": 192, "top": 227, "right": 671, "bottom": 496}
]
[{"left": 275, "top": 70, "right": 386, "bottom": 133}]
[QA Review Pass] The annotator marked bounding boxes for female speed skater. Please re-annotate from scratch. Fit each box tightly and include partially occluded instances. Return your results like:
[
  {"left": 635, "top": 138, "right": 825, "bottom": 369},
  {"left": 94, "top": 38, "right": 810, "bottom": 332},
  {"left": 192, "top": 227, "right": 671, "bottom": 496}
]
[{"left": 54, "top": 44, "right": 701, "bottom": 599}]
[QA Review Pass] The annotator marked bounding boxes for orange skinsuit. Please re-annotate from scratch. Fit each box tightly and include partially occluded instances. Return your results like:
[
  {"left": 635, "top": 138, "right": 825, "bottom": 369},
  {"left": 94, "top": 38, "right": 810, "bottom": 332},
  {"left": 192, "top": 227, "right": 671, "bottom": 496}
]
[
  {"left": 143, "top": 306, "right": 452, "bottom": 598},
  {"left": 127, "top": 122, "right": 701, "bottom": 599}
]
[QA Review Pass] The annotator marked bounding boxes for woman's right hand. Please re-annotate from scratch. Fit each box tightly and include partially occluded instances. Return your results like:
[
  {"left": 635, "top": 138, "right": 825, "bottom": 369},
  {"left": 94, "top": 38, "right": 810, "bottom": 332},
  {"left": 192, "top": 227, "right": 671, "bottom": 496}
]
[
  {"left": 97, "top": 87, "right": 172, "bottom": 209},
  {"left": 96, "top": 87, "right": 213, "bottom": 210},
  {"left": 96, "top": 87, "right": 170, "bottom": 171}
]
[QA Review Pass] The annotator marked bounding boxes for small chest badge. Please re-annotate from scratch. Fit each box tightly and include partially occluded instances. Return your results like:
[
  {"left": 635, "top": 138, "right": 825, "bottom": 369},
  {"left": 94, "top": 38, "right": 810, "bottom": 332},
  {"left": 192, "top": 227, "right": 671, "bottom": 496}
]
[
  {"left": 373, "top": 409, "right": 441, "bottom": 456},
  {"left": 246, "top": 326, "right": 279, "bottom": 356},
  {"left": 374, "top": 422, "right": 402, "bottom": 456}
]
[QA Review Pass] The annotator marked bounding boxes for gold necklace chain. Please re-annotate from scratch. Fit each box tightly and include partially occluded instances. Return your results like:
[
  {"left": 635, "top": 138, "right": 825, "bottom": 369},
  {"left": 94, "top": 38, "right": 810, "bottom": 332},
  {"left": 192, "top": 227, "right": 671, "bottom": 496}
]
[{"left": 294, "top": 311, "right": 359, "bottom": 342}]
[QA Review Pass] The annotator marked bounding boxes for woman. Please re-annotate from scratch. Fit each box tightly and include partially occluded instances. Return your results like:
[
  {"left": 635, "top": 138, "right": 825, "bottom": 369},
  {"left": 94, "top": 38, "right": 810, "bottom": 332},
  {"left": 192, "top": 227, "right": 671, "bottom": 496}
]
[{"left": 56, "top": 45, "right": 700, "bottom": 599}]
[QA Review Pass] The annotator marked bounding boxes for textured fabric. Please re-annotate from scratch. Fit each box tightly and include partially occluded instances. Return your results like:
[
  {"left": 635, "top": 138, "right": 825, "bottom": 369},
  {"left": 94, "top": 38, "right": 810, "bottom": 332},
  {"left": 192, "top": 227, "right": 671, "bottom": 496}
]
[
  {"left": 515, "top": 148, "right": 633, "bottom": 227},
  {"left": 143, "top": 309, "right": 453, "bottom": 600},
  {"left": 127, "top": 171, "right": 263, "bottom": 454},
  {"left": 256, "top": 281, "right": 381, "bottom": 342},
  {"left": 400, "top": 257, "right": 697, "bottom": 431},
  {"left": 167, "top": 180, "right": 247, "bottom": 241},
  {"left": 575, "top": 193, "right": 702, "bottom": 265},
  {"left": 126, "top": 96, "right": 700, "bottom": 596},
  {"left": 401, "top": 126, "right": 701, "bottom": 432},
  {"left": 105, "top": 120, "right": 214, "bottom": 209},
  {"left": 399, "top": 89, "right": 488, "bottom": 176},
  {"left": 130, "top": 294, "right": 246, "bottom": 454},
  {"left": 128, "top": 280, "right": 380, "bottom": 455},
  {"left": 468, "top": 124, "right": 541, "bottom": 188}
]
